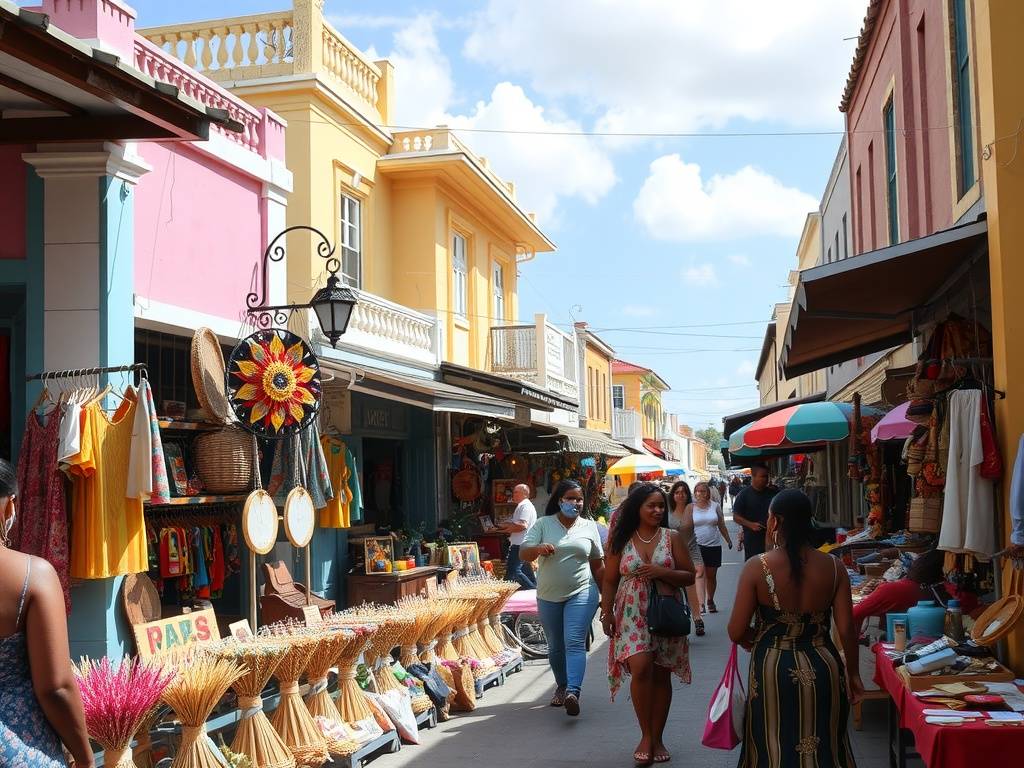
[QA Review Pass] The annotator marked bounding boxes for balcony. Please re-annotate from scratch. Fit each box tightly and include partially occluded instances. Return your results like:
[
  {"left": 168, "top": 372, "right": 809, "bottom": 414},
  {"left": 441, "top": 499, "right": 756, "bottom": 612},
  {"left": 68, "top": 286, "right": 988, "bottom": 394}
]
[
  {"left": 612, "top": 409, "right": 642, "bottom": 450},
  {"left": 138, "top": 1, "right": 389, "bottom": 123},
  {"left": 488, "top": 315, "right": 579, "bottom": 406},
  {"left": 313, "top": 287, "right": 440, "bottom": 366}
]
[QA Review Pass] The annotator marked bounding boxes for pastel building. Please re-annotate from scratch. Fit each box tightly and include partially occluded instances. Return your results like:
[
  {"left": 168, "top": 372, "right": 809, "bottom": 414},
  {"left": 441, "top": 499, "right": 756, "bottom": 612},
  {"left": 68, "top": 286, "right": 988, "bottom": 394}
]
[{"left": 0, "top": 0, "right": 290, "bottom": 658}]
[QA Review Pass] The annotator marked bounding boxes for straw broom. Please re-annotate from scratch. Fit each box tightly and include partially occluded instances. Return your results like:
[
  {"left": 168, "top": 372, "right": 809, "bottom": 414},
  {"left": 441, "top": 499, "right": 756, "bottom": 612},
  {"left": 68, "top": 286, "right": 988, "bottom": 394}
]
[
  {"left": 393, "top": 611, "right": 435, "bottom": 714},
  {"left": 215, "top": 642, "right": 294, "bottom": 768},
  {"left": 161, "top": 651, "right": 246, "bottom": 768},
  {"left": 395, "top": 596, "right": 432, "bottom": 668},
  {"left": 260, "top": 628, "right": 328, "bottom": 767},
  {"left": 416, "top": 602, "right": 450, "bottom": 666},
  {"left": 488, "top": 581, "right": 522, "bottom": 654},
  {"left": 322, "top": 618, "right": 376, "bottom": 730},
  {"left": 302, "top": 628, "right": 360, "bottom": 757},
  {"left": 74, "top": 656, "right": 175, "bottom": 768}
]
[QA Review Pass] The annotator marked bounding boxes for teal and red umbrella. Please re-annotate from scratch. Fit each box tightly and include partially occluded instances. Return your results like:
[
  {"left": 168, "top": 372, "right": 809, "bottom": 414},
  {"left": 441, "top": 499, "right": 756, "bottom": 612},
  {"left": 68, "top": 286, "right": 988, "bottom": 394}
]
[{"left": 742, "top": 401, "right": 883, "bottom": 449}]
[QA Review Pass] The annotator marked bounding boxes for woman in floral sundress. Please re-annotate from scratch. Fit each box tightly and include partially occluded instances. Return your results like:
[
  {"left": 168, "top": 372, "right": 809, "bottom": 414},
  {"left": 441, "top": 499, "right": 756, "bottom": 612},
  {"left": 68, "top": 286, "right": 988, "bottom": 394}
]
[{"left": 601, "top": 483, "right": 695, "bottom": 766}]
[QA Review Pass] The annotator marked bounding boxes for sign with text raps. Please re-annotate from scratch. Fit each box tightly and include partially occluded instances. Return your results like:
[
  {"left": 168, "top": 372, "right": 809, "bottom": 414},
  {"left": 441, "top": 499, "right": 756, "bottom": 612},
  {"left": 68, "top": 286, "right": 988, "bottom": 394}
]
[{"left": 132, "top": 608, "right": 219, "bottom": 659}]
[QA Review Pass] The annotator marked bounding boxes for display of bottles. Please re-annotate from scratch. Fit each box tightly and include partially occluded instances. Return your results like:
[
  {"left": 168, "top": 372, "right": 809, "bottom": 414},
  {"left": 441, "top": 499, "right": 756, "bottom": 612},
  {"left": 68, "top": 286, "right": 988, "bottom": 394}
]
[{"left": 945, "top": 599, "right": 964, "bottom": 643}]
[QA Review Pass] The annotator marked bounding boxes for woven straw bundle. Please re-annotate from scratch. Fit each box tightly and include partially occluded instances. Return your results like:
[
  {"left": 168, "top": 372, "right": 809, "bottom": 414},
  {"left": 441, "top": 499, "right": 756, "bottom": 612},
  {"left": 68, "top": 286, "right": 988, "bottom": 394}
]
[
  {"left": 483, "top": 581, "right": 521, "bottom": 656},
  {"left": 160, "top": 650, "right": 246, "bottom": 768},
  {"left": 302, "top": 628, "right": 361, "bottom": 757},
  {"left": 321, "top": 617, "right": 377, "bottom": 728},
  {"left": 259, "top": 626, "right": 328, "bottom": 766}
]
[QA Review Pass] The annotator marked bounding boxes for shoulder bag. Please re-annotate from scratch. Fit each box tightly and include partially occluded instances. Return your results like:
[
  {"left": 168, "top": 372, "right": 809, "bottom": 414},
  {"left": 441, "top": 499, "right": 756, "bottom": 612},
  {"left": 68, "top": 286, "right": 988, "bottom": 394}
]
[{"left": 643, "top": 531, "right": 691, "bottom": 637}]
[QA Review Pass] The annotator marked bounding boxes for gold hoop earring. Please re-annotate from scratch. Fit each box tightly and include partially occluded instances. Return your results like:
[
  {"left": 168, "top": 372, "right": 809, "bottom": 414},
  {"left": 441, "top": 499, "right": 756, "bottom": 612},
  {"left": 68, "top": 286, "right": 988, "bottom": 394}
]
[{"left": 772, "top": 532, "right": 779, "bottom": 550}]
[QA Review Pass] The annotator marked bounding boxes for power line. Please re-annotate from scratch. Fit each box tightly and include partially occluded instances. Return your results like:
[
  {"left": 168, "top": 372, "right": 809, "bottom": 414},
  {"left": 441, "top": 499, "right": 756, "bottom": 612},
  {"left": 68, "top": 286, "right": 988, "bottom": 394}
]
[
  {"left": 593, "top": 320, "right": 767, "bottom": 330},
  {"left": 664, "top": 384, "right": 758, "bottom": 393},
  {"left": 604, "top": 329, "right": 763, "bottom": 338}
]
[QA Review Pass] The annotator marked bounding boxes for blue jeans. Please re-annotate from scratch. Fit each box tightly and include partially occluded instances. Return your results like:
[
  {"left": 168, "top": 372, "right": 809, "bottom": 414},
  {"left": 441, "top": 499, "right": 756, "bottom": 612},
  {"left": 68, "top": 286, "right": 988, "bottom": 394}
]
[
  {"left": 536, "top": 583, "right": 599, "bottom": 696},
  {"left": 505, "top": 545, "right": 537, "bottom": 590}
]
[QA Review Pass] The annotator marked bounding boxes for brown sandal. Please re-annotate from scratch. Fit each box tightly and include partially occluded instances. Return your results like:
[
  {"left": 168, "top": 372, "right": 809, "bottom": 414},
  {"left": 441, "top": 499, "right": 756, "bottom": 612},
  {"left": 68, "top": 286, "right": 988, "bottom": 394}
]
[{"left": 550, "top": 688, "right": 566, "bottom": 707}]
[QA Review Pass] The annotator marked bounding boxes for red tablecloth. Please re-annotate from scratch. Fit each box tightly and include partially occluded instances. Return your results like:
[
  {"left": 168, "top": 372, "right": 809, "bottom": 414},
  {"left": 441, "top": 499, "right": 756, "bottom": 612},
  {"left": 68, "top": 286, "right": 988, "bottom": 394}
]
[{"left": 872, "top": 643, "right": 1024, "bottom": 767}]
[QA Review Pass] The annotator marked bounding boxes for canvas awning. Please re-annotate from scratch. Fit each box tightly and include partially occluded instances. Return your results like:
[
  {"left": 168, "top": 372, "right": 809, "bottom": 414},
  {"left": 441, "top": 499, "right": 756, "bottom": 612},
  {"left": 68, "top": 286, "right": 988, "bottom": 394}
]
[
  {"left": 780, "top": 218, "right": 988, "bottom": 378},
  {"left": 642, "top": 438, "right": 666, "bottom": 458},
  {"left": 538, "top": 424, "right": 632, "bottom": 457},
  {"left": 440, "top": 362, "right": 578, "bottom": 412}
]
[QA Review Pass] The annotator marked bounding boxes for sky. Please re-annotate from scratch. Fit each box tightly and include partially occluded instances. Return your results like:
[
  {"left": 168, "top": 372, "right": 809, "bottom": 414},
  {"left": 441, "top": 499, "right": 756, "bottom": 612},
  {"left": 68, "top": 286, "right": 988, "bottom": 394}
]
[{"left": 126, "top": 0, "right": 869, "bottom": 430}]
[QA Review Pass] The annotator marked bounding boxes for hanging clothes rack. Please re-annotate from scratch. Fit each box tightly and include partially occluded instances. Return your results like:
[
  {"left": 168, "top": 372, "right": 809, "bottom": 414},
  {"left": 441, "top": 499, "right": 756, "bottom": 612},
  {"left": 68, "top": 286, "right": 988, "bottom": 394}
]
[{"left": 25, "top": 363, "right": 148, "bottom": 382}]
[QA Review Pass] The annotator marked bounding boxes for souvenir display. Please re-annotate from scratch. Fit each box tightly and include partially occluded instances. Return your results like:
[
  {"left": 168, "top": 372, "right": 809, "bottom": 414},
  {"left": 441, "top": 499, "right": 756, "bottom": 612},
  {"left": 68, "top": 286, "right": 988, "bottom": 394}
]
[
  {"left": 283, "top": 487, "right": 316, "bottom": 548},
  {"left": 321, "top": 616, "right": 380, "bottom": 742},
  {"left": 302, "top": 628, "right": 361, "bottom": 757},
  {"left": 227, "top": 329, "right": 322, "bottom": 438},
  {"left": 260, "top": 627, "right": 329, "bottom": 766},
  {"left": 242, "top": 490, "right": 279, "bottom": 555}
]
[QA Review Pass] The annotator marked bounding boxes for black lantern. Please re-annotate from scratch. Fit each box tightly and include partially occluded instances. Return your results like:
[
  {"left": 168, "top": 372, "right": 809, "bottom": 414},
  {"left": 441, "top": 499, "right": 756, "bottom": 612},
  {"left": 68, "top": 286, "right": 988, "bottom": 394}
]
[
  {"left": 245, "top": 225, "right": 358, "bottom": 347},
  {"left": 310, "top": 271, "right": 357, "bottom": 347}
]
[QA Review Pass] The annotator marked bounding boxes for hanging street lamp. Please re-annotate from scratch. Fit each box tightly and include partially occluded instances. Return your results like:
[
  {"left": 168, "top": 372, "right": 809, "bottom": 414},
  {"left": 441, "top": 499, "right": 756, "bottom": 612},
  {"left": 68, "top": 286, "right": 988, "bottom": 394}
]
[{"left": 244, "top": 225, "right": 357, "bottom": 347}]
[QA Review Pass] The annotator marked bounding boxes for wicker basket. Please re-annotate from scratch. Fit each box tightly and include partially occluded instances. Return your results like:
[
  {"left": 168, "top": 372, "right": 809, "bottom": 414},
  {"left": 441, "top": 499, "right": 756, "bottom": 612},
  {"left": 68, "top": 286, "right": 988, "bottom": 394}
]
[
  {"left": 191, "top": 327, "right": 232, "bottom": 425},
  {"left": 193, "top": 426, "right": 253, "bottom": 493}
]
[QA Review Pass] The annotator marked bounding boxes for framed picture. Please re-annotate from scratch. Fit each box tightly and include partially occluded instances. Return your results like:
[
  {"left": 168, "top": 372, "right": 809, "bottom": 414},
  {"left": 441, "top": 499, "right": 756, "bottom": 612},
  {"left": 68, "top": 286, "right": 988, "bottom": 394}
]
[
  {"left": 163, "top": 441, "right": 189, "bottom": 496},
  {"left": 492, "top": 479, "right": 516, "bottom": 505},
  {"left": 364, "top": 537, "right": 395, "bottom": 574},
  {"left": 446, "top": 542, "right": 483, "bottom": 577},
  {"left": 494, "top": 505, "right": 515, "bottom": 525},
  {"left": 478, "top": 515, "right": 496, "bottom": 533}
]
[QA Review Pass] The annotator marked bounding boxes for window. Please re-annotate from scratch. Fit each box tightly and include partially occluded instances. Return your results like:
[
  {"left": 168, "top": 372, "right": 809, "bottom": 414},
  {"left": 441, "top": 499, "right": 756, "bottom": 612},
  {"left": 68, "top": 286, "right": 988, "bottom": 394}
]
[
  {"left": 452, "top": 233, "right": 468, "bottom": 319},
  {"left": 601, "top": 372, "right": 607, "bottom": 421},
  {"left": 834, "top": 232, "right": 840, "bottom": 263},
  {"left": 867, "top": 142, "right": 877, "bottom": 250},
  {"left": 952, "top": 0, "right": 975, "bottom": 195},
  {"left": 612, "top": 384, "right": 625, "bottom": 411},
  {"left": 340, "top": 193, "right": 361, "bottom": 287},
  {"left": 492, "top": 262, "right": 505, "bottom": 323},
  {"left": 841, "top": 214, "right": 848, "bottom": 259},
  {"left": 589, "top": 368, "right": 596, "bottom": 418},
  {"left": 883, "top": 97, "right": 899, "bottom": 245},
  {"left": 826, "top": 246, "right": 832, "bottom": 264}
]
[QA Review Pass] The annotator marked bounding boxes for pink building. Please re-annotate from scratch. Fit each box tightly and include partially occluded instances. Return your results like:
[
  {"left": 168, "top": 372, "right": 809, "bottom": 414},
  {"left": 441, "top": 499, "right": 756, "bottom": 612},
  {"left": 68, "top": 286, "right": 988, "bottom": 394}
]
[
  {"left": 0, "top": 0, "right": 291, "bottom": 658},
  {"left": 842, "top": 0, "right": 983, "bottom": 253}
]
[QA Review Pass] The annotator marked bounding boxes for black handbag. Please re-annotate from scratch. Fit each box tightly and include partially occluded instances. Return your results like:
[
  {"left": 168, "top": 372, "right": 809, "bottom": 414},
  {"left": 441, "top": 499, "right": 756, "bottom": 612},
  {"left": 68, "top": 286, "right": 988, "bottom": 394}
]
[{"left": 647, "top": 580, "right": 691, "bottom": 637}]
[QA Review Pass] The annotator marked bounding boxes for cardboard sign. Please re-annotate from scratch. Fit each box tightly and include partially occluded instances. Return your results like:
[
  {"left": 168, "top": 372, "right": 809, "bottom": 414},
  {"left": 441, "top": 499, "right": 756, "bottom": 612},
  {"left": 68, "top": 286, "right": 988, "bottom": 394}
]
[
  {"left": 132, "top": 608, "right": 219, "bottom": 660},
  {"left": 302, "top": 605, "right": 323, "bottom": 627},
  {"left": 228, "top": 619, "right": 254, "bottom": 642}
]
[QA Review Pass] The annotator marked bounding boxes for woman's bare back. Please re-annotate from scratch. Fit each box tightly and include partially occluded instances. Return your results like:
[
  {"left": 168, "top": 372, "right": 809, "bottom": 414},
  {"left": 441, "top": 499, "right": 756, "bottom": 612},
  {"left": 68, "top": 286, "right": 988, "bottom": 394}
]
[{"left": 754, "top": 547, "right": 840, "bottom": 613}]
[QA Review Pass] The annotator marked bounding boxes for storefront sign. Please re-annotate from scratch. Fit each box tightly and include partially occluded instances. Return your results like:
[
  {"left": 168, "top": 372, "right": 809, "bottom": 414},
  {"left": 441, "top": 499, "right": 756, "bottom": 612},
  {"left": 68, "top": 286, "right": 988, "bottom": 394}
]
[
  {"left": 133, "top": 608, "right": 219, "bottom": 659},
  {"left": 359, "top": 399, "right": 407, "bottom": 434},
  {"left": 323, "top": 383, "right": 352, "bottom": 433}
]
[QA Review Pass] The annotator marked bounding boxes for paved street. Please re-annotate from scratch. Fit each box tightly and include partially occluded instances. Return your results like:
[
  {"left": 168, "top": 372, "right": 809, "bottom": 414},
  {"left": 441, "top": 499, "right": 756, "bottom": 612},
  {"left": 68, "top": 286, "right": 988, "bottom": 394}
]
[{"left": 388, "top": 514, "right": 910, "bottom": 768}]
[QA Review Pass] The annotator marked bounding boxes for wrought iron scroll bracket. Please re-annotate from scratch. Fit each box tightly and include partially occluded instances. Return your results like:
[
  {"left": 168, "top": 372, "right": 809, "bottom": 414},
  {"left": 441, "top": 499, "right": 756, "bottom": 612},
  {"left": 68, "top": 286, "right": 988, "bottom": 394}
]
[{"left": 245, "top": 225, "right": 338, "bottom": 328}]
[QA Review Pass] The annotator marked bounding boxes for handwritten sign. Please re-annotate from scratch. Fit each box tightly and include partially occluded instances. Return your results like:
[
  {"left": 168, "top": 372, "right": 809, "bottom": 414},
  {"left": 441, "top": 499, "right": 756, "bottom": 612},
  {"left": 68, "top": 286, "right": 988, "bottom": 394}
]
[
  {"left": 132, "top": 608, "right": 219, "bottom": 660},
  {"left": 228, "top": 619, "right": 254, "bottom": 642},
  {"left": 302, "top": 605, "right": 323, "bottom": 627}
]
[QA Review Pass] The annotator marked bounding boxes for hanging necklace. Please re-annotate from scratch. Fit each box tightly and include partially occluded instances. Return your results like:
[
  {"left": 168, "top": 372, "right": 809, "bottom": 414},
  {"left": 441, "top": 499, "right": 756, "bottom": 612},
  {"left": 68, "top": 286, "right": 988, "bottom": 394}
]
[{"left": 635, "top": 528, "right": 658, "bottom": 544}]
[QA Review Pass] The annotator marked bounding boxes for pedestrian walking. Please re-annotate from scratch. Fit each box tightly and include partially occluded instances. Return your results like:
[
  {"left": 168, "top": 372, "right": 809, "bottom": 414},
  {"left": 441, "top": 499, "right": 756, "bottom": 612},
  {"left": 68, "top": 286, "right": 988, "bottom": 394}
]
[
  {"left": 688, "top": 481, "right": 732, "bottom": 614},
  {"left": 717, "top": 479, "right": 728, "bottom": 510},
  {"left": 727, "top": 489, "right": 863, "bottom": 767},
  {"left": 520, "top": 479, "right": 604, "bottom": 717},
  {"left": 0, "top": 458, "right": 93, "bottom": 768},
  {"left": 728, "top": 475, "right": 743, "bottom": 503},
  {"left": 602, "top": 483, "right": 694, "bottom": 766},
  {"left": 731, "top": 464, "right": 777, "bottom": 560},
  {"left": 498, "top": 483, "right": 537, "bottom": 590},
  {"left": 665, "top": 480, "right": 705, "bottom": 636}
]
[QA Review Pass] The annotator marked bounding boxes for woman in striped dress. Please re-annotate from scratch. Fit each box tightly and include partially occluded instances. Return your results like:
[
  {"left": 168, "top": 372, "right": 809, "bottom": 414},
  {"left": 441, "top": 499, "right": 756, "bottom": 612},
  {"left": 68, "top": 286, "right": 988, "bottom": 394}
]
[{"left": 727, "top": 490, "right": 863, "bottom": 767}]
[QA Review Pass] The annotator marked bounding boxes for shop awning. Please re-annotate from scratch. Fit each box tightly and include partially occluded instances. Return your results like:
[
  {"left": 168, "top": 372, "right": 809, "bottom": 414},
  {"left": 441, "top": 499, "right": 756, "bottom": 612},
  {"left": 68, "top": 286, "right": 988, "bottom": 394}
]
[
  {"left": 440, "top": 362, "right": 578, "bottom": 412},
  {"left": 780, "top": 218, "right": 988, "bottom": 378},
  {"left": 327, "top": 364, "right": 517, "bottom": 419},
  {"left": 536, "top": 423, "right": 632, "bottom": 457},
  {"left": 642, "top": 438, "right": 666, "bottom": 458},
  {"left": 722, "top": 392, "right": 826, "bottom": 439},
  {"left": 0, "top": 1, "right": 232, "bottom": 143}
]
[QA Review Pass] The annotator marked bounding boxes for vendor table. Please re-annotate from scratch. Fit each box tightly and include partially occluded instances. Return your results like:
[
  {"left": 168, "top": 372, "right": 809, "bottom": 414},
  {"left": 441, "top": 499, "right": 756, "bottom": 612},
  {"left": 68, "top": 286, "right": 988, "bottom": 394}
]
[
  {"left": 872, "top": 643, "right": 1024, "bottom": 768},
  {"left": 347, "top": 566, "right": 439, "bottom": 606}
]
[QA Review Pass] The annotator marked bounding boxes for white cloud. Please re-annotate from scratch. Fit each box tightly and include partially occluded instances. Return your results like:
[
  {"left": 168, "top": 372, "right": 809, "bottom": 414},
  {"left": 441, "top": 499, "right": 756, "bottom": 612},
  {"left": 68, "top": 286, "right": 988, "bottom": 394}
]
[
  {"left": 372, "top": 17, "right": 616, "bottom": 222},
  {"left": 622, "top": 305, "right": 657, "bottom": 318},
  {"left": 736, "top": 359, "right": 756, "bottom": 376},
  {"left": 682, "top": 263, "right": 718, "bottom": 286},
  {"left": 635, "top": 154, "right": 818, "bottom": 241},
  {"left": 464, "top": 0, "right": 865, "bottom": 134},
  {"left": 727, "top": 254, "right": 751, "bottom": 266}
]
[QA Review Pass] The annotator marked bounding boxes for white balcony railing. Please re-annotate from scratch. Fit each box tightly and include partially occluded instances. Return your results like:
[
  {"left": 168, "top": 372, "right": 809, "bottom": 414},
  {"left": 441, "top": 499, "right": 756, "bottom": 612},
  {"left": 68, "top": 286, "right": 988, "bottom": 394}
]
[
  {"left": 337, "top": 288, "right": 439, "bottom": 365},
  {"left": 612, "top": 408, "right": 642, "bottom": 450},
  {"left": 488, "top": 315, "right": 579, "bottom": 404}
]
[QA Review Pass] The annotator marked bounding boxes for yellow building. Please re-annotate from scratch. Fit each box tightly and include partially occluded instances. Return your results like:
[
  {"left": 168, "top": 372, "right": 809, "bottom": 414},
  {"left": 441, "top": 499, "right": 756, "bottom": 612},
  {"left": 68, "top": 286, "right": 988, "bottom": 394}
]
[
  {"left": 574, "top": 322, "right": 615, "bottom": 434},
  {"left": 142, "top": 0, "right": 553, "bottom": 371},
  {"left": 974, "top": 0, "right": 1024, "bottom": 672},
  {"left": 612, "top": 360, "right": 670, "bottom": 445}
]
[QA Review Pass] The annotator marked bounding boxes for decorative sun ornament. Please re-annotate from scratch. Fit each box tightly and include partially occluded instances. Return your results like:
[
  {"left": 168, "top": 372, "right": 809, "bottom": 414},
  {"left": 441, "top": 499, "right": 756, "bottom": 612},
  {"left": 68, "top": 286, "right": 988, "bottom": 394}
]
[{"left": 227, "top": 329, "right": 321, "bottom": 437}]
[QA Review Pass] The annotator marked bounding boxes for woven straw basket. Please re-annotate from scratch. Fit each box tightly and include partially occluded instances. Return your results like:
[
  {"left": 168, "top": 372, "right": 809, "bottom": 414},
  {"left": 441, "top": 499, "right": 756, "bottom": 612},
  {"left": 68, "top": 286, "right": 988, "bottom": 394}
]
[{"left": 193, "top": 426, "right": 253, "bottom": 494}]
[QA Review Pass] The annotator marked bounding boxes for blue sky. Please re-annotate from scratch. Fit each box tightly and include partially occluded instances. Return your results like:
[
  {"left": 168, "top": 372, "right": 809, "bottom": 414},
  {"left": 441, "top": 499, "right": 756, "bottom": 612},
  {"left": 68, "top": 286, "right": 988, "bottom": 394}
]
[{"left": 127, "top": 0, "right": 868, "bottom": 429}]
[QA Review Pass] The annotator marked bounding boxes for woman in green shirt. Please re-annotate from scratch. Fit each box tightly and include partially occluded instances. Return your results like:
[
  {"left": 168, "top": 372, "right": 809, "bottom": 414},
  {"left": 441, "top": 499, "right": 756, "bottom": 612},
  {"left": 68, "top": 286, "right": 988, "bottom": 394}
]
[{"left": 520, "top": 479, "right": 604, "bottom": 717}]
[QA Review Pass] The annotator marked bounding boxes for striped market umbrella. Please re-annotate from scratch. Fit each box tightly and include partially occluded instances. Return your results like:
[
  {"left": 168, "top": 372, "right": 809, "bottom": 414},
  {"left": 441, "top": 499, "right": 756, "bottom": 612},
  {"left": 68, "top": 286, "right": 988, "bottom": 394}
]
[
  {"left": 605, "top": 453, "right": 675, "bottom": 477},
  {"left": 743, "top": 401, "right": 884, "bottom": 449}
]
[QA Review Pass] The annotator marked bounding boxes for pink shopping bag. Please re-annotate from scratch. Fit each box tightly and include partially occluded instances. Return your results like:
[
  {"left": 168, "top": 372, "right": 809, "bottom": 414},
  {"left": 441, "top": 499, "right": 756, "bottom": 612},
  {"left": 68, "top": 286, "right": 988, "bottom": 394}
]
[{"left": 701, "top": 643, "right": 746, "bottom": 750}]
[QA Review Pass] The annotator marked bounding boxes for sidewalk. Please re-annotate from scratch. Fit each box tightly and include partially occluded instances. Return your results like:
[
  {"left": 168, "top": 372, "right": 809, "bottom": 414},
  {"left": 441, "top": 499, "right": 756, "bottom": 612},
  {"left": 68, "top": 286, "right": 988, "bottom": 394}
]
[{"left": 385, "top": 517, "right": 895, "bottom": 767}]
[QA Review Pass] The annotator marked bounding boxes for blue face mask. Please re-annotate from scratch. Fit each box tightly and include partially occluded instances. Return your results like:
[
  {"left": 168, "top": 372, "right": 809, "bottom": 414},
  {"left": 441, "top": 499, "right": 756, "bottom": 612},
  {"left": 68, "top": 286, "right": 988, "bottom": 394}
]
[{"left": 559, "top": 500, "right": 580, "bottom": 518}]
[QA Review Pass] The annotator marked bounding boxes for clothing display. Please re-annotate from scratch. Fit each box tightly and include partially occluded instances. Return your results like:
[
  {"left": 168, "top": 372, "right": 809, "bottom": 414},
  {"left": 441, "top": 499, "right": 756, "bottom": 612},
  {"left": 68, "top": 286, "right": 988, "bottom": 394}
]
[
  {"left": 67, "top": 393, "right": 148, "bottom": 579},
  {"left": 268, "top": 423, "right": 333, "bottom": 509},
  {"left": 739, "top": 555, "right": 856, "bottom": 768},
  {"left": 148, "top": 520, "right": 239, "bottom": 600},
  {"left": 126, "top": 379, "right": 170, "bottom": 504},
  {"left": 318, "top": 434, "right": 362, "bottom": 528},
  {"left": 1007, "top": 434, "right": 1024, "bottom": 547},
  {"left": 56, "top": 401, "right": 81, "bottom": 466},
  {"left": 12, "top": 410, "right": 70, "bottom": 613},
  {"left": 609, "top": 528, "right": 691, "bottom": 702},
  {"left": 939, "top": 390, "right": 996, "bottom": 560}
]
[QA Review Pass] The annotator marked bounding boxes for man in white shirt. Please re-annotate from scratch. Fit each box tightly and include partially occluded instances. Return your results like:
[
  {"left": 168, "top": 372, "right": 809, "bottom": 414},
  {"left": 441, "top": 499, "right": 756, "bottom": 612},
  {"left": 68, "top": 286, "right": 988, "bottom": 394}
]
[{"left": 500, "top": 483, "right": 537, "bottom": 589}]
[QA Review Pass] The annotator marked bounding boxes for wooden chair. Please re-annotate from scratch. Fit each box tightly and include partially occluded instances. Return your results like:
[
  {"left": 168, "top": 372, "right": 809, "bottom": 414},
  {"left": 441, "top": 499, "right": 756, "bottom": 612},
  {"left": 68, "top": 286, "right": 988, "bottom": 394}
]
[{"left": 260, "top": 560, "right": 335, "bottom": 625}]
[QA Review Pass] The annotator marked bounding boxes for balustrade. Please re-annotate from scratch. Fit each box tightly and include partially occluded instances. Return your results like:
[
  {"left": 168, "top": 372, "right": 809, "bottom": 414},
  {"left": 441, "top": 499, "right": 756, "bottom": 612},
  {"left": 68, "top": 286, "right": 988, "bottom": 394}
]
[{"left": 342, "top": 288, "right": 438, "bottom": 364}]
